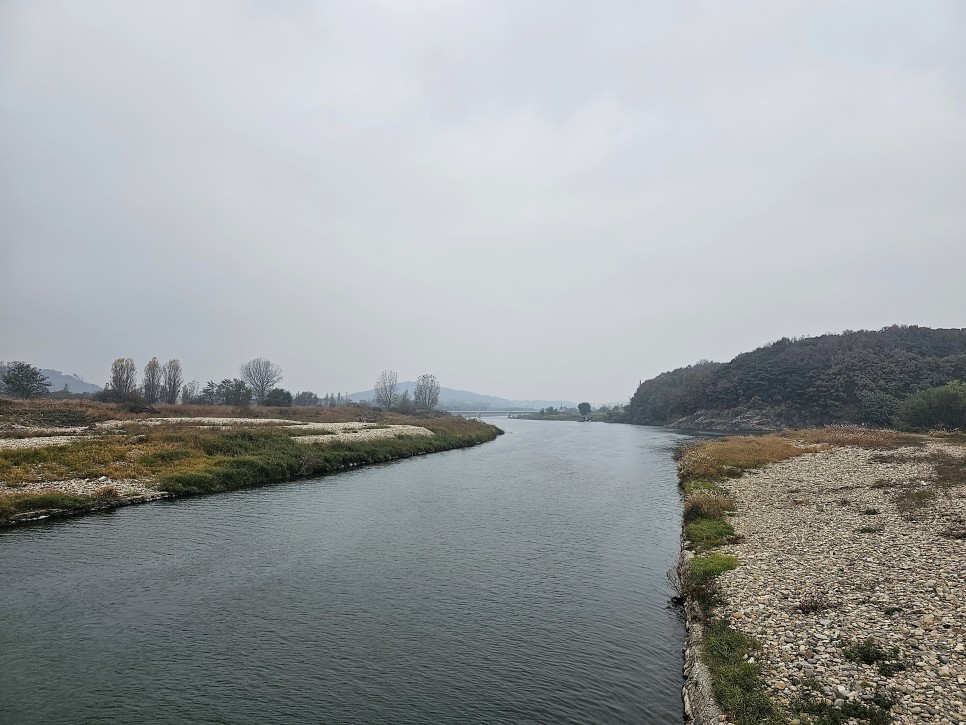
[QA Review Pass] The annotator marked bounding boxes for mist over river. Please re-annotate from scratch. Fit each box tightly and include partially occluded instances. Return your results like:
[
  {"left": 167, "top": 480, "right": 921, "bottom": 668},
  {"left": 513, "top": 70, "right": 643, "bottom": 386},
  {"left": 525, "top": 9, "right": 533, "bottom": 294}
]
[{"left": 1, "top": 419, "right": 689, "bottom": 723}]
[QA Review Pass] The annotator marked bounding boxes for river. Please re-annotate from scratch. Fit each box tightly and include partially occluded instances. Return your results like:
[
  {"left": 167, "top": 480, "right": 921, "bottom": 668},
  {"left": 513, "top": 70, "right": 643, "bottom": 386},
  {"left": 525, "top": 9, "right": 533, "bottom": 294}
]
[{"left": 0, "top": 419, "right": 689, "bottom": 723}]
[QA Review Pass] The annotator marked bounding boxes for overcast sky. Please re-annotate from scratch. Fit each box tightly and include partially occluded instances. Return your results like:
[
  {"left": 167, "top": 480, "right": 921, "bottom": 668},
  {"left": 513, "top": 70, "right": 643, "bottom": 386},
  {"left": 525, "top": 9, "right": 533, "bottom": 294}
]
[{"left": 2, "top": 1, "right": 965, "bottom": 403}]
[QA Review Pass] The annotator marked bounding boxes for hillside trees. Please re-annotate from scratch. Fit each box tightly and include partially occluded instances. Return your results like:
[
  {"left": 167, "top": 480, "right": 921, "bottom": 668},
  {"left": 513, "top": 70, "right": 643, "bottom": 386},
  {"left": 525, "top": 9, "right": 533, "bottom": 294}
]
[
  {"left": 1, "top": 361, "right": 51, "bottom": 399},
  {"left": 241, "top": 358, "right": 283, "bottom": 402},
  {"left": 625, "top": 326, "right": 966, "bottom": 428}
]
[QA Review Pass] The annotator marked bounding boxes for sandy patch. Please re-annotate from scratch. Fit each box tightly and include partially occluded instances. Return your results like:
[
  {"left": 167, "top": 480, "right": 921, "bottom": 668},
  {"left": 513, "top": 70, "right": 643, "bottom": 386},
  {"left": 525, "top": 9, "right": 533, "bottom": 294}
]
[
  {"left": 295, "top": 425, "right": 434, "bottom": 444},
  {"left": 0, "top": 436, "right": 81, "bottom": 450}
]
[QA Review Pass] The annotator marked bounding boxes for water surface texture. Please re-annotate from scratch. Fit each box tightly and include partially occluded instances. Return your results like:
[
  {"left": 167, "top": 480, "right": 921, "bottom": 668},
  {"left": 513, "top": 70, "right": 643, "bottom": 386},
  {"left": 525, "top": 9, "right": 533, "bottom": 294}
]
[{"left": 1, "top": 419, "right": 688, "bottom": 723}]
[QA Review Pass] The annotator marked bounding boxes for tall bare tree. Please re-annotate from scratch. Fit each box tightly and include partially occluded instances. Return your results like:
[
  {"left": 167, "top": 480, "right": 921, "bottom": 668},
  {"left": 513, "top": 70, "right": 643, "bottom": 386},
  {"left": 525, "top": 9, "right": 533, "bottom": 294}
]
[
  {"left": 373, "top": 369, "right": 398, "bottom": 408},
  {"left": 240, "top": 358, "right": 283, "bottom": 402},
  {"left": 414, "top": 373, "right": 441, "bottom": 410},
  {"left": 181, "top": 380, "right": 199, "bottom": 404},
  {"left": 160, "top": 359, "right": 183, "bottom": 404},
  {"left": 142, "top": 357, "right": 162, "bottom": 404},
  {"left": 108, "top": 358, "right": 138, "bottom": 399}
]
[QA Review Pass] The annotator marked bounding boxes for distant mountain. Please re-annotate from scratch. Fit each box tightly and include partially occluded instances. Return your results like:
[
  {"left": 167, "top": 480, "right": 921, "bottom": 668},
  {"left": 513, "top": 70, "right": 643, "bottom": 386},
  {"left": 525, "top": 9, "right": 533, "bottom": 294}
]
[
  {"left": 626, "top": 325, "right": 966, "bottom": 431},
  {"left": 41, "top": 369, "right": 102, "bottom": 394},
  {"left": 348, "top": 382, "right": 574, "bottom": 411}
]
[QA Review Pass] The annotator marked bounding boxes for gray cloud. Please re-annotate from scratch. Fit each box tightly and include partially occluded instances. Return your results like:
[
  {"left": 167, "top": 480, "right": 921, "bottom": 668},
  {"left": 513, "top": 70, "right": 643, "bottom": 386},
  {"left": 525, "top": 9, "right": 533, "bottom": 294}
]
[{"left": 2, "top": 1, "right": 964, "bottom": 402}]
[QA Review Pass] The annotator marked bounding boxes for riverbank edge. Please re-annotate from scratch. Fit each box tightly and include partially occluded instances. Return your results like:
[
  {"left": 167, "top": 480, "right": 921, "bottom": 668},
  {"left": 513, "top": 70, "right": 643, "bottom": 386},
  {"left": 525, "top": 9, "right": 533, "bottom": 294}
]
[
  {"left": 680, "top": 547, "right": 727, "bottom": 723},
  {"left": 674, "top": 428, "right": 966, "bottom": 724},
  {"left": 0, "top": 434, "right": 500, "bottom": 529}
]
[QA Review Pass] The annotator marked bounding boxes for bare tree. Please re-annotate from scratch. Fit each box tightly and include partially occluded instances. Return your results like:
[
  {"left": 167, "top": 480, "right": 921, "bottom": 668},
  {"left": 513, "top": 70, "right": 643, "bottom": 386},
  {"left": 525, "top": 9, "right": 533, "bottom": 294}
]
[
  {"left": 240, "top": 358, "right": 283, "bottom": 402},
  {"left": 108, "top": 358, "right": 138, "bottom": 400},
  {"left": 373, "top": 369, "right": 398, "bottom": 408},
  {"left": 181, "top": 380, "right": 199, "bottom": 404},
  {"left": 142, "top": 357, "right": 162, "bottom": 404},
  {"left": 414, "top": 373, "right": 441, "bottom": 410},
  {"left": 160, "top": 359, "right": 183, "bottom": 404}
]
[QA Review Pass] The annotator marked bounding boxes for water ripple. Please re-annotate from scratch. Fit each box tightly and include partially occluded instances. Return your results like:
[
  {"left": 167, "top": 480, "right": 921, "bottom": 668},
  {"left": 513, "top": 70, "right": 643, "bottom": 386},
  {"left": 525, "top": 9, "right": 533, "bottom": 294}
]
[{"left": 0, "top": 420, "right": 690, "bottom": 723}]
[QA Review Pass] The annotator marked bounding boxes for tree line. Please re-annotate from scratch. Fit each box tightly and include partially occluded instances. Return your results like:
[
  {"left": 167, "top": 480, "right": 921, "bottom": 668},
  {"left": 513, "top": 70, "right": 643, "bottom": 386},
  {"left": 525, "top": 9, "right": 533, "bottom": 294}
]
[
  {"left": 372, "top": 370, "right": 441, "bottom": 411},
  {"left": 1, "top": 358, "right": 443, "bottom": 412},
  {"left": 625, "top": 325, "right": 966, "bottom": 429}
]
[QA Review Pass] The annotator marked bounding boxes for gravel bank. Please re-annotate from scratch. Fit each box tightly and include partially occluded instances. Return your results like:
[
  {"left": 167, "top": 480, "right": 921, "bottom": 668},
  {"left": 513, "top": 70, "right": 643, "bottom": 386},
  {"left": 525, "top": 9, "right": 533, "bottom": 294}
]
[
  {"left": 716, "top": 443, "right": 966, "bottom": 723},
  {"left": 1, "top": 418, "right": 435, "bottom": 497},
  {"left": 0, "top": 418, "right": 435, "bottom": 452}
]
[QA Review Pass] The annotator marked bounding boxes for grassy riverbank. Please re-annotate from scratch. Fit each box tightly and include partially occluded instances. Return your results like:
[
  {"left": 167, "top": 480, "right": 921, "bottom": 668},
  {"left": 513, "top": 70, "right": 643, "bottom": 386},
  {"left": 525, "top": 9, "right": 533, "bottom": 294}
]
[
  {"left": 676, "top": 427, "right": 965, "bottom": 725},
  {"left": 0, "top": 400, "right": 502, "bottom": 524}
]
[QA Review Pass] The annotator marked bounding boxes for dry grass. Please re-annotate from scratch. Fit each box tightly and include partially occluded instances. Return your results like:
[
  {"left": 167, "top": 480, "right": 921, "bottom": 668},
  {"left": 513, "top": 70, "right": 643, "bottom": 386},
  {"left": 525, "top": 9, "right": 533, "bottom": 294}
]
[
  {"left": 0, "top": 397, "right": 406, "bottom": 429},
  {"left": 783, "top": 427, "right": 926, "bottom": 450},
  {"left": 683, "top": 492, "right": 735, "bottom": 522},
  {"left": 678, "top": 436, "right": 809, "bottom": 482},
  {"left": 678, "top": 427, "right": 931, "bottom": 484},
  {"left": 0, "top": 433, "right": 211, "bottom": 484}
]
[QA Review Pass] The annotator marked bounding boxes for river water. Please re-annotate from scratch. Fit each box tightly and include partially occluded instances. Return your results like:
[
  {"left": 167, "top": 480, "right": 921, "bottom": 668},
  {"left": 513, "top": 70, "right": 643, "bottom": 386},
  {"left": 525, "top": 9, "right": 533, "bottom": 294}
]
[{"left": 0, "top": 419, "right": 689, "bottom": 724}]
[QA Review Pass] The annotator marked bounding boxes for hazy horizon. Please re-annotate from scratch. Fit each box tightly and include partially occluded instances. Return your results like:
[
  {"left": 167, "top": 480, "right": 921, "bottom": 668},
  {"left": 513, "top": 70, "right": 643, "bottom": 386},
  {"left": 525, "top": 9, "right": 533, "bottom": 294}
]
[{"left": 4, "top": 2, "right": 965, "bottom": 403}]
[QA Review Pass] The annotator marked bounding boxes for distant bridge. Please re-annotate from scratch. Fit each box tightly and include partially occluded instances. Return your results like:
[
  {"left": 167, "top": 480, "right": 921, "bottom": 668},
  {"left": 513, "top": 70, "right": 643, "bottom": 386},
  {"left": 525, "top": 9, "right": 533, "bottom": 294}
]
[{"left": 445, "top": 410, "right": 537, "bottom": 418}]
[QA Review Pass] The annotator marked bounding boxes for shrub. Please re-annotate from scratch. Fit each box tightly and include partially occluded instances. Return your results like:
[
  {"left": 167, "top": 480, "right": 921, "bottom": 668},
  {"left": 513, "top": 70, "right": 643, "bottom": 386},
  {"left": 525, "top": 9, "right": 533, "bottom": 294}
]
[
  {"left": 262, "top": 388, "right": 293, "bottom": 407},
  {"left": 797, "top": 590, "right": 834, "bottom": 614},
  {"left": 898, "top": 381, "right": 966, "bottom": 430},
  {"left": 931, "top": 451, "right": 966, "bottom": 488},
  {"left": 841, "top": 637, "right": 905, "bottom": 675},
  {"left": 683, "top": 492, "right": 735, "bottom": 523},
  {"left": 895, "top": 487, "right": 937, "bottom": 515}
]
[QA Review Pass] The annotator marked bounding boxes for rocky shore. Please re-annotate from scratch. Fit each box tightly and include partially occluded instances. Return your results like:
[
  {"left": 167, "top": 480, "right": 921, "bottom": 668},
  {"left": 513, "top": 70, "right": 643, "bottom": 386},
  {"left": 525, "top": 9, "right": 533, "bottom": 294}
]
[{"left": 685, "top": 440, "right": 966, "bottom": 723}]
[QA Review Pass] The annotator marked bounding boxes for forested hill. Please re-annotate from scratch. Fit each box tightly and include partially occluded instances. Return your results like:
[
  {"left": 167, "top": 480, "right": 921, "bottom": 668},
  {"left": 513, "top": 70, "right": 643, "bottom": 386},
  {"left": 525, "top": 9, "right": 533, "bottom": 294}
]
[{"left": 626, "top": 326, "right": 966, "bottom": 430}]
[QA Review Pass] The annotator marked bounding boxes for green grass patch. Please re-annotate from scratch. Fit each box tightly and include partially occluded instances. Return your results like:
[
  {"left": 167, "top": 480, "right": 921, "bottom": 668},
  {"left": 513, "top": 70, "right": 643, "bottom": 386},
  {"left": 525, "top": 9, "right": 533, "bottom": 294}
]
[
  {"left": 701, "top": 619, "right": 781, "bottom": 724},
  {"left": 689, "top": 552, "right": 738, "bottom": 585},
  {"left": 682, "top": 478, "right": 720, "bottom": 495},
  {"left": 790, "top": 678, "right": 894, "bottom": 724},
  {"left": 840, "top": 637, "right": 906, "bottom": 675},
  {"left": 685, "top": 517, "right": 735, "bottom": 551},
  {"left": 0, "top": 491, "right": 94, "bottom": 517}
]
